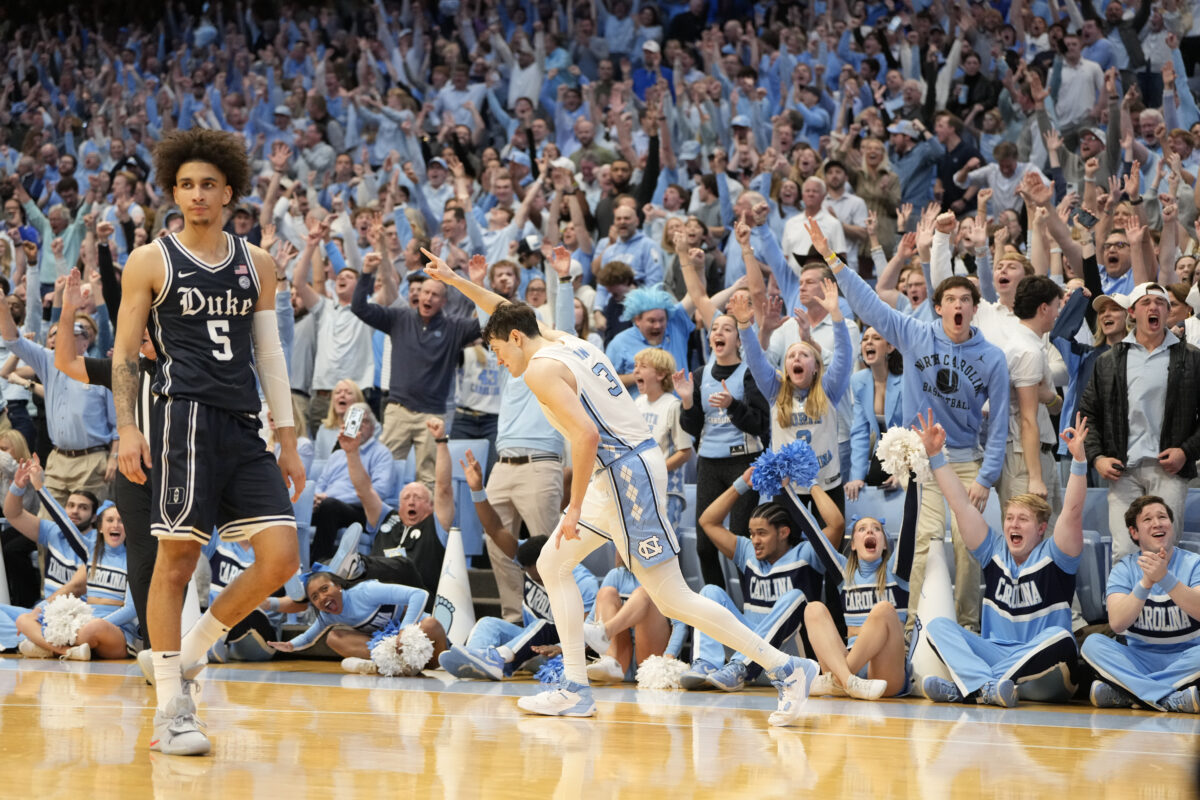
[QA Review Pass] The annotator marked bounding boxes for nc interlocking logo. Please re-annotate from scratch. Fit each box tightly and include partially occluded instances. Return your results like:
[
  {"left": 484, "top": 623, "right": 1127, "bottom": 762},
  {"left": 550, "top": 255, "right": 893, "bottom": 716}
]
[{"left": 637, "top": 535, "right": 663, "bottom": 560}]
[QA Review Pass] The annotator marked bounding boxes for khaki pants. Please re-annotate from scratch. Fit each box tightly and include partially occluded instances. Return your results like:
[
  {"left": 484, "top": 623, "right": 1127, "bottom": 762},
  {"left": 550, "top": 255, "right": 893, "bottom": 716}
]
[
  {"left": 485, "top": 458, "right": 564, "bottom": 623},
  {"left": 308, "top": 392, "right": 331, "bottom": 438},
  {"left": 42, "top": 449, "right": 111, "bottom": 512},
  {"left": 292, "top": 392, "right": 312, "bottom": 439},
  {"left": 997, "top": 446, "right": 1063, "bottom": 535},
  {"left": 906, "top": 459, "right": 983, "bottom": 634},
  {"left": 1107, "top": 463, "right": 1189, "bottom": 563},
  {"left": 381, "top": 402, "right": 438, "bottom": 490}
]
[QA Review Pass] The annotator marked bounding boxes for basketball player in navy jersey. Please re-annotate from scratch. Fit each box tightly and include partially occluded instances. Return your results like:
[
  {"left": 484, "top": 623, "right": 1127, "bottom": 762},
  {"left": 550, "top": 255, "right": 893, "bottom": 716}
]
[
  {"left": 112, "top": 129, "right": 304, "bottom": 756},
  {"left": 423, "top": 246, "right": 818, "bottom": 726}
]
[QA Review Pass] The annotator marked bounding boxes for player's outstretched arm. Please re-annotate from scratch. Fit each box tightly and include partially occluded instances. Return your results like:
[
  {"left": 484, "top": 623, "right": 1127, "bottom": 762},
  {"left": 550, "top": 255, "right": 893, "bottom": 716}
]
[
  {"left": 250, "top": 244, "right": 305, "bottom": 501},
  {"left": 112, "top": 245, "right": 158, "bottom": 484},
  {"left": 422, "top": 249, "right": 509, "bottom": 316}
]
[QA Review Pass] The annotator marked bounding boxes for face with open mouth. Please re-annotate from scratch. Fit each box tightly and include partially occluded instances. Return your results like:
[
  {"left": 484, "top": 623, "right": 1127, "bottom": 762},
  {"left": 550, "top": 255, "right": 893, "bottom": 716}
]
[
  {"left": 860, "top": 328, "right": 893, "bottom": 367},
  {"left": 1097, "top": 303, "right": 1128, "bottom": 338},
  {"left": 307, "top": 575, "right": 344, "bottom": 615},
  {"left": 1002, "top": 500, "right": 1047, "bottom": 562},
  {"left": 852, "top": 517, "right": 887, "bottom": 562},
  {"left": 1102, "top": 235, "right": 1131, "bottom": 276},
  {"left": 784, "top": 342, "right": 820, "bottom": 389},
  {"left": 1130, "top": 294, "right": 1170, "bottom": 339},
  {"left": 936, "top": 287, "right": 977, "bottom": 338},
  {"left": 708, "top": 315, "right": 740, "bottom": 359},
  {"left": 1131, "top": 501, "right": 1174, "bottom": 553},
  {"left": 993, "top": 259, "right": 1026, "bottom": 297}
]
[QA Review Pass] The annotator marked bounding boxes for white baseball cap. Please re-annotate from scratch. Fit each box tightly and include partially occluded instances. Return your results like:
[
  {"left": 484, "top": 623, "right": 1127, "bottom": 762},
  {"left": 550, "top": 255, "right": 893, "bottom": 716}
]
[{"left": 1112, "top": 282, "right": 1169, "bottom": 309}]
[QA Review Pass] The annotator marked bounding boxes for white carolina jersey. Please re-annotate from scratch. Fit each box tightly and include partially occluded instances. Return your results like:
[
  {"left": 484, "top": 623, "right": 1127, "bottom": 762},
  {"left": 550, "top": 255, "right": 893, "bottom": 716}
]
[{"left": 529, "top": 335, "right": 654, "bottom": 469}]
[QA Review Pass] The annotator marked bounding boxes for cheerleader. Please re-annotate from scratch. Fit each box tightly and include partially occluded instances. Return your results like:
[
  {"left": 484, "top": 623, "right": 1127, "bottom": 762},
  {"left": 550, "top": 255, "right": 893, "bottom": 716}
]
[
  {"left": 632, "top": 347, "right": 694, "bottom": 530},
  {"left": 917, "top": 412, "right": 1085, "bottom": 707},
  {"left": 268, "top": 573, "right": 447, "bottom": 673},
  {"left": 16, "top": 478, "right": 138, "bottom": 660},
  {"left": 679, "top": 467, "right": 838, "bottom": 691},
  {"left": 1081, "top": 496, "right": 1200, "bottom": 712},
  {"left": 584, "top": 561, "right": 687, "bottom": 684},
  {"left": 799, "top": 482, "right": 917, "bottom": 699},
  {"left": 203, "top": 538, "right": 288, "bottom": 663},
  {"left": 3, "top": 457, "right": 97, "bottom": 658},
  {"left": 742, "top": 275, "right": 851, "bottom": 517}
]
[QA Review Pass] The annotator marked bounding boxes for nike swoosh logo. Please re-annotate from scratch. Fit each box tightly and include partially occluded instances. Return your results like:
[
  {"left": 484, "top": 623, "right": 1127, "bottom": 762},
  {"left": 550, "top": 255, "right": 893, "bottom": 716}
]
[{"left": 179, "top": 271, "right": 195, "bottom": 278}]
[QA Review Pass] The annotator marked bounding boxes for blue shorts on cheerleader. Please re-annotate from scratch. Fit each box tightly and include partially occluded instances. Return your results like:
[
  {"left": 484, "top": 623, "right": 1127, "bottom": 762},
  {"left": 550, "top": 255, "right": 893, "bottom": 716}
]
[{"left": 578, "top": 441, "right": 681, "bottom": 569}]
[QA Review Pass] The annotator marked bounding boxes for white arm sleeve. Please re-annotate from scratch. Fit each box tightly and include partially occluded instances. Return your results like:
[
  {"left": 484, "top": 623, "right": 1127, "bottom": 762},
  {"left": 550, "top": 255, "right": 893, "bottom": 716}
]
[{"left": 252, "top": 309, "right": 294, "bottom": 428}]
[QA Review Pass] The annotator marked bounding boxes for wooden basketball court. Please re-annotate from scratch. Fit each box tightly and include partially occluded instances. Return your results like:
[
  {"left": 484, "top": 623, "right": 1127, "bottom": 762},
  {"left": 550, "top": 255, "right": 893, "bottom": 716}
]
[{"left": 0, "top": 656, "right": 1195, "bottom": 799}]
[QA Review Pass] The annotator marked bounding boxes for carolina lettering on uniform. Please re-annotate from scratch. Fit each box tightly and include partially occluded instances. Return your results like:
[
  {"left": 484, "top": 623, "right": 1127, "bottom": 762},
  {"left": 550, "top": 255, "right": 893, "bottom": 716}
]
[
  {"left": 89, "top": 566, "right": 128, "bottom": 591},
  {"left": 993, "top": 578, "right": 1044, "bottom": 610},
  {"left": 177, "top": 287, "right": 256, "bottom": 317},
  {"left": 749, "top": 575, "right": 799, "bottom": 604},
  {"left": 47, "top": 557, "right": 75, "bottom": 585},
  {"left": 217, "top": 560, "right": 244, "bottom": 586},
  {"left": 1135, "top": 602, "right": 1194, "bottom": 634},
  {"left": 524, "top": 579, "right": 552, "bottom": 619},
  {"left": 843, "top": 586, "right": 897, "bottom": 612}
]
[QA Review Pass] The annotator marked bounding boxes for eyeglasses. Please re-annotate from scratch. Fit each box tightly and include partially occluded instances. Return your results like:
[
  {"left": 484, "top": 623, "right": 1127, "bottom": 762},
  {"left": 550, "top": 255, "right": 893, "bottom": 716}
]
[{"left": 1103, "top": 241, "right": 1130, "bottom": 249}]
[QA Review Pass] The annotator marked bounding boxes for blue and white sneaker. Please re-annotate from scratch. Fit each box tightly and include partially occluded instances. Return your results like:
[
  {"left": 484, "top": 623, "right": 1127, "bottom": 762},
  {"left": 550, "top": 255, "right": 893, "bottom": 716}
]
[
  {"left": 922, "top": 676, "right": 964, "bottom": 703},
  {"left": 438, "top": 645, "right": 507, "bottom": 681},
  {"left": 680, "top": 659, "right": 720, "bottom": 690},
  {"left": 1163, "top": 685, "right": 1200, "bottom": 713},
  {"left": 766, "top": 656, "right": 819, "bottom": 727},
  {"left": 517, "top": 680, "right": 596, "bottom": 717},
  {"left": 977, "top": 679, "right": 1018, "bottom": 708},
  {"left": 1089, "top": 680, "right": 1135, "bottom": 709},
  {"left": 706, "top": 661, "right": 748, "bottom": 692}
]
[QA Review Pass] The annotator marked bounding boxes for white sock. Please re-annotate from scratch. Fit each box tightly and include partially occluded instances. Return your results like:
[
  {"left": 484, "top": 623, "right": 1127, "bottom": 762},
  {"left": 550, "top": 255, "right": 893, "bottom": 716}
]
[
  {"left": 180, "top": 610, "right": 231, "bottom": 673},
  {"left": 153, "top": 651, "right": 184, "bottom": 711}
]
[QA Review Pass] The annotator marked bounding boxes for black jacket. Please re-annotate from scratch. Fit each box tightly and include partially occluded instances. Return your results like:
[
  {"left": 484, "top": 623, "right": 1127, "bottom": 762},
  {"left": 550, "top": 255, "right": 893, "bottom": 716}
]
[{"left": 1078, "top": 337, "right": 1200, "bottom": 479}]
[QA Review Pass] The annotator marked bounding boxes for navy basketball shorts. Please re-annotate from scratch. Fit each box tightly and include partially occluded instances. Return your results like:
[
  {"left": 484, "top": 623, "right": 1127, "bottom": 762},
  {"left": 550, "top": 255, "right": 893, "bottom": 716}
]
[{"left": 150, "top": 397, "right": 295, "bottom": 544}]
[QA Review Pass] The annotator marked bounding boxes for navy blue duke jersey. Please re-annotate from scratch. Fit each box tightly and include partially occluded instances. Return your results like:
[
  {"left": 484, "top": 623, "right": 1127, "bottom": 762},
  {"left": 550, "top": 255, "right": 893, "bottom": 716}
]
[{"left": 149, "top": 233, "right": 262, "bottom": 413}]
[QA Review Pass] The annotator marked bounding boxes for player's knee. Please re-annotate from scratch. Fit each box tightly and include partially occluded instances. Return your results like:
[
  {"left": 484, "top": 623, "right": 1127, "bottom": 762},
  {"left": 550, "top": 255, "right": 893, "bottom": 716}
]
[{"left": 596, "top": 585, "right": 620, "bottom": 604}]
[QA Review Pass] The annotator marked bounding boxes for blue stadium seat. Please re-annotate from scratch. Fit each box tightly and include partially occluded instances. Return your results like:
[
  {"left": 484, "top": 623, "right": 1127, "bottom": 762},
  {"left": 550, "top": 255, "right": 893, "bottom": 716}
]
[
  {"left": 1077, "top": 530, "right": 1108, "bottom": 624},
  {"left": 721, "top": 552, "right": 744, "bottom": 609},
  {"left": 582, "top": 541, "right": 616, "bottom": 579},
  {"left": 293, "top": 483, "right": 316, "bottom": 528},
  {"left": 452, "top": 480, "right": 484, "bottom": 556},
  {"left": 394, "top": 453, "right": 416, "bottom": 489},
  {"left": 845, "top": 486, "right": 907, "bottom": 537},
  {"left": 1183, "top": 488, "right": 1200, "bottom": 534},
  {"left": 309, "top": 459, "right": 327, "bottom": 488},
  {"left": 683, "top": 483, "right": 697, "bottom": 519},
  {"left": 1082, "top": 488, "right": 1110, "bottom": 539},
  {"left": 448, "top": 438, "right": 491, "bottom": 483},
  {"left": 676, "top": 526, "right": 704, "bottom": 592}
]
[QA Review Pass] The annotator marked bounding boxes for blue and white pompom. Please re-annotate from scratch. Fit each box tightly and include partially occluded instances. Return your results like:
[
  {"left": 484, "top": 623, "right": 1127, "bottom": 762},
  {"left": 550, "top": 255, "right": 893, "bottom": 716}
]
[
  {"left": 369, "top": 625, "right": 434, "bottom": 677},
  {"left": 635, "top": 655, "right": 688, "bottom": 690},
  {"left": 875, "top": 427, "right": 932, "bottom": 485},
  {"left": 751, "top": 439, "right": 820, "bottom": 497},
  {"left": 535, "top": 655, "right": 565, "bottom": 685},
  {"left": 40, "top": 594, "right": 93, "bottom": 647}
]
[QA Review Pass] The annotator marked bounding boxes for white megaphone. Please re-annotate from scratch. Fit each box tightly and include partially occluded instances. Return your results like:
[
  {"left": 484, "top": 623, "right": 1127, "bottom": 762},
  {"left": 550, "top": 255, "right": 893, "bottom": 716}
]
[
  {"left": 434, "top": 527, "right": 476, "bottom": 647},
  {"left": 908, "top": 531, "right": 957, "bottom": 694}
]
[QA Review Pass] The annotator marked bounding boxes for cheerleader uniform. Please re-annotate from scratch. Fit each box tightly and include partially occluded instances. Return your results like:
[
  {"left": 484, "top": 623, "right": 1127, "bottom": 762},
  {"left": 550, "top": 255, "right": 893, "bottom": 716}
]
[{"left": 287, "top": 580, "right": 428, "bottom": 651}]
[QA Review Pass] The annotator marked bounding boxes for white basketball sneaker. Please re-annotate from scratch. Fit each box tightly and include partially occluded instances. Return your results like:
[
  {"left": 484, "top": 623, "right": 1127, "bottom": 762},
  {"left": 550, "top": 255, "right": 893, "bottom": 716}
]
[
  {"left": 766, "top": 656, "right": 819, "bottom": 727},
  {"left": 809, "top": 672, "right": 847, "bottom": 697},
  {"left": 845, "top": 674, "right": 888, "bottom": 700},
  {"left": 517, "top": 681, "right": 596, "bottom": 717},
  {"left": 61, "top": 643, "right": 91, "bottom": 661},
  {"left": 342, "top": 657, "right": 378, "bottom": 675},
  {"left": 587, "top": 655, "right": 625, "bottom": 684},
  {"left": 18, "top": 640, "right": 53, "bottom": 659},
  {"left": 150, "top": 695, "right": 211, "bottom": 756},
  {"left": 583, "top": 619, "right": 611, "bottom": 655}
]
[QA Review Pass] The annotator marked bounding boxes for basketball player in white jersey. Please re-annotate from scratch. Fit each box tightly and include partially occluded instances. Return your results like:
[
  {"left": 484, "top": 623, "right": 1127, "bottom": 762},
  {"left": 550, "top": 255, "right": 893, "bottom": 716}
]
[
  {"left": 422, "top": 245, "right": 818, "bottom": 725},
  {"left": 113, "top": 129, "right": 304, "bottom": 755}
]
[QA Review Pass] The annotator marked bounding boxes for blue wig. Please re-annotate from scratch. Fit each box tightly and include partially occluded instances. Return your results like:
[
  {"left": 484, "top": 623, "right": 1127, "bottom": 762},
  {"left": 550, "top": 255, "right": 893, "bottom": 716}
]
[{"left": 620, "top": 286, "right": 677, "bottom": 322}]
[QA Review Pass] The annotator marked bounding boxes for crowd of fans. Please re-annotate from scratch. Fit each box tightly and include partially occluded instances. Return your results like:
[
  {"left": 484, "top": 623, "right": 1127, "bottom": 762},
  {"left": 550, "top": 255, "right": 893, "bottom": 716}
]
[{"left": 3, "top": 0, "right": 1200, "bottom": 710}]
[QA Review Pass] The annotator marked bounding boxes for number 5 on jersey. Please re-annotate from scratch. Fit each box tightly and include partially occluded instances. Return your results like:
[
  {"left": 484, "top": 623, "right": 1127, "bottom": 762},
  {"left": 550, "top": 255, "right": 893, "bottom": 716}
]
[{"left": 207, "top": 320, "right": 233, "bottom": 361}]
